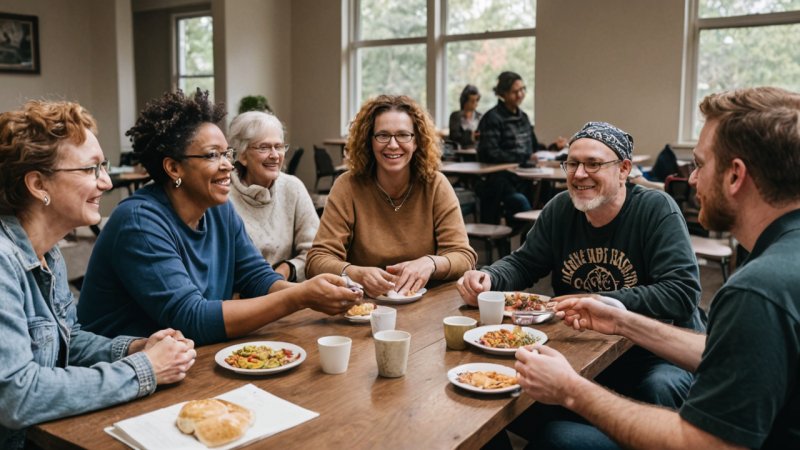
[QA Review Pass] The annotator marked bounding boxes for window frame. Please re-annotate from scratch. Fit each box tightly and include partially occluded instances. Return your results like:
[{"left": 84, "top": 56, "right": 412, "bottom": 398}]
[
  {"left": 172, "top": 11, "right": 215, "bottom": 97},
  {"left": 680, "top": 0, "right": 800, "bottom": 143},
  {"left": 344, "top": 0, "right": 536, "bottom": 133}
]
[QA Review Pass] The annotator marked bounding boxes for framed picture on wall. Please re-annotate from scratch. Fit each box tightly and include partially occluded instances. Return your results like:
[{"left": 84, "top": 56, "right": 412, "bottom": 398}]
[{"left": 0, "top": 12, "right": 40, "bottom": 74}]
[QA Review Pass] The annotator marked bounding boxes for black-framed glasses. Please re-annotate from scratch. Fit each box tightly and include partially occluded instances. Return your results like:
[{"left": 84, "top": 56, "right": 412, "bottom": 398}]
[
  {"left": 53, "top": 160, "right": 111, "bottom": 179},
  {"left": 560, "top": 159, "right": 622, "bottom": 174},
  {"left": 249, "top": 143, "right": 290, "bottom": 154},
  {"left": 183, "top": 148, "right": 236, "bottom": 164},
  {"left": 373, "top": 132, "right": 414, "bottom": 144}
]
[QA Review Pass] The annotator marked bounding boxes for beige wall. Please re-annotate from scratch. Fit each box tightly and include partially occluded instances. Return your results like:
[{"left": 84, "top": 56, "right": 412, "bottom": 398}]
[
  {"left": 289, "top": 0, "right": 345, "bottom": 188},
  {"left": 0, "top": 0, "right": 135, "bottom": 214},
  {"left": 536, "top": 0, "right": 686, "bottom": 157},
  {"left": 0, "top": 0, "right": 690, "bottom": 194}
]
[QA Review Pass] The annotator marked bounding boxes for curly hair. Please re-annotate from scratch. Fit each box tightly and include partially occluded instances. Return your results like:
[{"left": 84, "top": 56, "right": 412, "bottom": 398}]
[
  {"left": 126, "top": 89, "right": 226, "bottom": 184},
  {"left": 346, "top": 95, "right": 441, "bottom": 182},
  {"left": 700, "top": 86, "right": 800, "bottom": 206},
  {"left": 0, "top": 100, "right": 97, "bottom": 214},
  {"left": 228, "top": 110, "right": 285, "bottom": 180}
]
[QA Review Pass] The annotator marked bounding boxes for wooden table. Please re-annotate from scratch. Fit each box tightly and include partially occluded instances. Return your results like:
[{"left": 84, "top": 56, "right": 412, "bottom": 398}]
[
  {"left": 323, "top": 137, "right": 348, "bottom": 158},
  {"left": 440, "top": 162, "right": 518, "bottom": 176},
  {"left": 30, "top": 283, "right": 630, "bottom": 450},
  {"left": 111, "top": 172, "right": 151, "bottom": 196}
]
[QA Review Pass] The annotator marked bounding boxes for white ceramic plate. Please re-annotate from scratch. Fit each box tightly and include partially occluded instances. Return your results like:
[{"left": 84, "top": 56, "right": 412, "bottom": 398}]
[
  {"left": 463, "top": 325, "right": 548, "bottom": 356},
  {"left": 374, "top": 288, "right": 427, "bottom": 304},
  {"left": 502, "top": 292, "right": 553, "bottom": 317},
  {"left": 215, "top": 341, "right": 306, "bottom": 375},
  {"left": 344, "top": 303, "right": 377, "bottom": 323},
  {"left": 344, "top": 313, "right": 371, "bottom": 323},
  {"left": 448, "top": 363, "right": 520, "bottom": 394}
]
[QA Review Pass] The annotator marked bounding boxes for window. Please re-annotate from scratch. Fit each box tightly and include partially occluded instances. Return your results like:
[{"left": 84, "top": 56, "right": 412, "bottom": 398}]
[
  {"left": 347, "top": 0, "right": 536, "bottom": 128},
  {"left": 174, "top": 14, "right": 214, "bottom": 99},
  {"left": 683, "top": 0, "right": 800, "bottom": 140}
]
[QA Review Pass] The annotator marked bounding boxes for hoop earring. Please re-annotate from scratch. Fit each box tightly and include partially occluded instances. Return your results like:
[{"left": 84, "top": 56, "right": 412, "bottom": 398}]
[
  {"left": 43, "top": 195, "right": 50, "bottom": 206},
  {"left": 174, "top": 178, "right": 182, "bottom": 188}
]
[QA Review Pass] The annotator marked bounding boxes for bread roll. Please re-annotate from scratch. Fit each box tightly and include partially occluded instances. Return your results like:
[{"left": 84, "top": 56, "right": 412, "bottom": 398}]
[{"left": 177, "top": 398, "right": 254, "bottom": 447}]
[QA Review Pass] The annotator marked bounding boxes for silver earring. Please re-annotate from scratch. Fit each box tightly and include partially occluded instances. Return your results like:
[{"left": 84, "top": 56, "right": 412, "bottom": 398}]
[
  {"left": 43, "top": 195, "right": 50, "bottom": 206},
  {"left": 174, "top": 178, "right": 182, "bottom": 188}
]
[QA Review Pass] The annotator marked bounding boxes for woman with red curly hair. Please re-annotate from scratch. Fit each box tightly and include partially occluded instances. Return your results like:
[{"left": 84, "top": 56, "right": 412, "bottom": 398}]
[{"left": 306, "top": 95, "right": 476, "bottom": 298}]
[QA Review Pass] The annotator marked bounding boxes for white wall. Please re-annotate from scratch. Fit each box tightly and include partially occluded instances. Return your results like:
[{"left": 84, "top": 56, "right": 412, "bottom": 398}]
[
  {"left": 535, "top": 0, "right": 686, "bottom": 157},
  {"left": 216, "top": 0, "right": 292, "bottom": 130},
  {"left": 0, "top": 0, "right": 135, "bottom": 214},
  {"left": 1, "top": 0, "right": 691, "bottom": 195}
]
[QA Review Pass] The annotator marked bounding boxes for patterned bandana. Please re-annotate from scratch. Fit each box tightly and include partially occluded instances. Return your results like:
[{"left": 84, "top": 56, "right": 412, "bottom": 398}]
[{"left": 569, "top": 121, "right": 634, "bottom": 161}]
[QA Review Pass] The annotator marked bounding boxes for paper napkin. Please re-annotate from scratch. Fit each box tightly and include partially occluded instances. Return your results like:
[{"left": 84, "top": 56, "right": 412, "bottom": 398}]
[{"left": 105, "top": 384, "right": 318, "bottom": 449}]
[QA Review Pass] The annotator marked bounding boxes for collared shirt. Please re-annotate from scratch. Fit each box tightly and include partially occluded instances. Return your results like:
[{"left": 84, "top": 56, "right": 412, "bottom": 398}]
[{"left": 0, "top": 215, "right": 154, "bottom": 450}]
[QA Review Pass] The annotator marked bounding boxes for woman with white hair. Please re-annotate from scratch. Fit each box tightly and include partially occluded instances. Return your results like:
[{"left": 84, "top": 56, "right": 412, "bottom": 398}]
[{"left": 228, "top": 111, "right": 319, "bottom": 282}]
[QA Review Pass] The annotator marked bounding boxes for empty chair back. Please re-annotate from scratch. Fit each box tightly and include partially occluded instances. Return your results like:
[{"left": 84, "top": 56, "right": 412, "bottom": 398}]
[
  {"left": 286, "top": 147, "right": 304, "bottom": 175},
  {"left": 313, "top": 145, "right": 339, "bottom": 193}
]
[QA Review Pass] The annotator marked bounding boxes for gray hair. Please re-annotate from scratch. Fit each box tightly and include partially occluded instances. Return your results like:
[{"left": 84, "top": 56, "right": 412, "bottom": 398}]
[{"left": 228, "top": 110, "right": 285, "bottom": 155}]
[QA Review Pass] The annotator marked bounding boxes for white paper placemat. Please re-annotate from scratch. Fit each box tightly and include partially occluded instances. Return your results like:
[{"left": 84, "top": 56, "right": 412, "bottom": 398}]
[{"left": 105, "top": 384, "right": 318, "bottom": 449}]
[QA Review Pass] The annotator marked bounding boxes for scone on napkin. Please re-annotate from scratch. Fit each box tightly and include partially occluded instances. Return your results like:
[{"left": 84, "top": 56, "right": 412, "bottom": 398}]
[{"left": 177, "top": 398, "right": 254, "bottom": 447}]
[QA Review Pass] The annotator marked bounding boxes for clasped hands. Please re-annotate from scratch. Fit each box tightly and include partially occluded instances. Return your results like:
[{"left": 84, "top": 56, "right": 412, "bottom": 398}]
[{"left": 344, "top": 256, "right": 435, "bottom": 298}]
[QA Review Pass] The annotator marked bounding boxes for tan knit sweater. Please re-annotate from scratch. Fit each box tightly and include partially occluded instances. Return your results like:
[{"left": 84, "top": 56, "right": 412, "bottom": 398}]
[{"left": 306, "top": 171, "right": 477, "bottom": 280}]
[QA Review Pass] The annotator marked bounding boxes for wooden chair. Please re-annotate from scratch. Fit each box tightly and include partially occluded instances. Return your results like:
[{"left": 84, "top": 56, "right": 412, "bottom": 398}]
[
  {"left": 466, "top": 223, "right": 513, "bottom": 266},
  {"left": 691, "top": 235, "right": 734, "bottom": 282},
  {"left": 512, "top": 209, "right": 542, "bottom": 243}
]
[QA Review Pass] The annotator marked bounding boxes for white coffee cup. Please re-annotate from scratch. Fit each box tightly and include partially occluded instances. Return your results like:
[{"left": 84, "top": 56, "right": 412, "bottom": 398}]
[
  {"left": 317, "top": 336, "right": 352, "bottom": 374},
  {"left": 373, "top": 330, "right": 411, "bottom": 377},
  {"left": 370, "top": 306, "right": 397, "bottom": 335},
  {"left": 478, "top": 291, "right": 505, "bottom": 325}
]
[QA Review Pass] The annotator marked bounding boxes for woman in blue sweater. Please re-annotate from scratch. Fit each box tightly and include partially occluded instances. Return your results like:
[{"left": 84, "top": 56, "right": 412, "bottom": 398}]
[{"left": 77, "top": 90, "right": 361, "bottom": 345}]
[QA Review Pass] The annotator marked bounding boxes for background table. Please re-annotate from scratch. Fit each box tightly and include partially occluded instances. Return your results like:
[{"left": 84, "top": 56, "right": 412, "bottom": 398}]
[{"left": 30, "top": 282, "right": 630, "bottom": 450}]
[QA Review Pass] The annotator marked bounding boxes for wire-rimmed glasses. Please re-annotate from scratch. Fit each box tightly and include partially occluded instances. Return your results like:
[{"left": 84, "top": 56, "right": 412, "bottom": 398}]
[
  {"left": 560, "top": 160, "right": 621, "bottom": 174},
  {"left": 52, "top": 160, "right": 111, "bottom": 179}
]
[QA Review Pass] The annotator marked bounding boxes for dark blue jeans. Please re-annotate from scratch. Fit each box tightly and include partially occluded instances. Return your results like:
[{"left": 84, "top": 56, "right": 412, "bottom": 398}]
[{"left": 477, "top": 172, "right": 532, "bottom": 225}]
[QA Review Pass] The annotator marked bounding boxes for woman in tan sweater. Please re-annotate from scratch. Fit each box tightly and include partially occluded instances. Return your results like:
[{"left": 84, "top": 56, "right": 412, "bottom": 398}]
[{"left": 306, "top": 95, "right": 476, "bottom": 298}]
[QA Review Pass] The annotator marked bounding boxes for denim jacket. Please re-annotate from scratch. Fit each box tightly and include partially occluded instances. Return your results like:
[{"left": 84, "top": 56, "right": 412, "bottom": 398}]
[{"left": 0, "top": 216, "right": 156, "bottom": 449}]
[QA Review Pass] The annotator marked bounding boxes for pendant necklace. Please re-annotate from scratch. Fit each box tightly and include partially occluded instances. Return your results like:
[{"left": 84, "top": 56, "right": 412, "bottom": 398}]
[{"left": 375, "top": 180, "right": 414, "bottom": 212}]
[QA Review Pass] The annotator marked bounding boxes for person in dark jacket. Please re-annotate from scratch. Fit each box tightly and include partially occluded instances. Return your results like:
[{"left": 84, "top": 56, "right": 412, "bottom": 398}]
[{"left": 476, "top": 71, "right": 537, "bottom": 224}]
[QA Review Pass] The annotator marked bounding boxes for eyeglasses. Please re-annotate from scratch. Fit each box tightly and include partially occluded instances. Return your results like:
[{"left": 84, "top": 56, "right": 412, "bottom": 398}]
[
  {"left": 561, "top": 159, "right": 622, "bottom": 174},
  {"left": 510, "top": 86, "right": 527, "bottom": 95},
  {"left": 373, "top": 132, "right": 414, "bottom": 144},
  {"left": 53, "top": 160, "right": 111, "bottom": 179},
  {"left": 249, "top": 143, "right": 290, "bottom": 154},
  {"left": 183, "top": 148, "right": 236, "bottom": 164}
]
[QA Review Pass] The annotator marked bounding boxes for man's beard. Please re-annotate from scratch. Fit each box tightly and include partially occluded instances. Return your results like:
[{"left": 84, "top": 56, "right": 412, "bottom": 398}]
[
  {"left": 570, "top": 192, "right": 612, "bottom": 212},
  {"left": 698, "top": 173, "right": 736, "bottom": 232}
]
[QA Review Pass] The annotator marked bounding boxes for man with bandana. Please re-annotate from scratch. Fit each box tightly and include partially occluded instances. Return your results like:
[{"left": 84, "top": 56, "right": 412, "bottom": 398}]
[
  {"left": 459, "top": 122, "right": 704, "bottom": 422},
  {"left": 512, "top": 88, "right": 800, "bottom": 449}
]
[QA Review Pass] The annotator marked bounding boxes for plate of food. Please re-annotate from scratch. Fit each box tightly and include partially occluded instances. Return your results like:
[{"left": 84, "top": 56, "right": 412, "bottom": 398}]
[
  {"left": 215, "top": 341, "right": 306, "bottom": 375},
  {"left": 447, "top": 363, "right": 520, "bottom": 394},
  {"left": 463, "top": 325, "right": 548, "bottom": 356},
  {"left": 344, "top": 302, "right": 377, "bottom": 323},
  {"left": 503, "top": 291, "right": 554, "bottom": 317},
  {"left": 374, "top": 288, "right": 427, "bottom": 304}
]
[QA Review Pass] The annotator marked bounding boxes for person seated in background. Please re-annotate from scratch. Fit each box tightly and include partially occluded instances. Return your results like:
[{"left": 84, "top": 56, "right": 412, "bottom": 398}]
[
  {"left": 476, "top": 70, "right": 536, "bottom": 224},
  {"left": 515, "top": 86, "right": 800, "bottom": 450},
  {"left": 448, "top": 84, "right": 482, "bottom": 149},
  {"left": 0, "top": 100, "right": 195, "bottom": 450},
  {"left": 459, "top": 121, "right": 704, "bottom": 447},
  {"left": 306, "top": 95, "right": 477, "bottom": 298},
  {"left": 227, "top": 111, "right": 318, "bottom": 282},
  {"left": 77, "top": 89, "right": 361, "bottom": 346}
]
